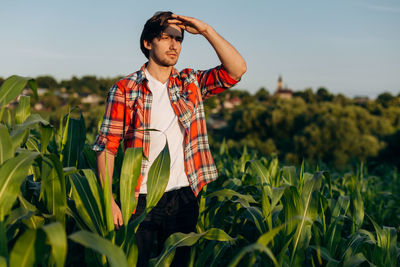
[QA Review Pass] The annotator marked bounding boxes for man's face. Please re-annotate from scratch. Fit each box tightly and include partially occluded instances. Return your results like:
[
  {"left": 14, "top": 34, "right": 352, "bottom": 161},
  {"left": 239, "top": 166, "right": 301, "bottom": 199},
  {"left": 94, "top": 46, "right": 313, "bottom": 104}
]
[{"left": 145, "top": 24, "right": 183, "bottom": 67}]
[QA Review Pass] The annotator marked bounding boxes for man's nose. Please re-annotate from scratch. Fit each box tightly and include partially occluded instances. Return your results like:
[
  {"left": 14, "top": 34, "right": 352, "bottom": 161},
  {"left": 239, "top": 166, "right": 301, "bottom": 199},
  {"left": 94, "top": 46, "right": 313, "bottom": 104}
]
[{"left": 169, "top": 39, "right": 179, "bottom": 50}]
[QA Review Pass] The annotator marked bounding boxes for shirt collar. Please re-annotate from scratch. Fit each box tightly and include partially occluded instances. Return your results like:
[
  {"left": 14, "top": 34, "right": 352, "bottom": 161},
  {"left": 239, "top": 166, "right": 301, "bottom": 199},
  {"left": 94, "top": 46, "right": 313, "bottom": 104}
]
[{"left": 138, "top": 62, "right": 180, "bottom": 84}]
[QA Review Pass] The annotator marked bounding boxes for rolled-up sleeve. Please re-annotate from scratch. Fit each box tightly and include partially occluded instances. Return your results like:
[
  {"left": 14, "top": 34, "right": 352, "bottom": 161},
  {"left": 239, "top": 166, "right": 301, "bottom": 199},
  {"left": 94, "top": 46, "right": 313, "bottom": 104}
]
[
  {"left": 92, "top": 83, "right": 126, "bottom": 155},
  {"left": 196, "top": 65, "right": 240, "bottom": 99}
]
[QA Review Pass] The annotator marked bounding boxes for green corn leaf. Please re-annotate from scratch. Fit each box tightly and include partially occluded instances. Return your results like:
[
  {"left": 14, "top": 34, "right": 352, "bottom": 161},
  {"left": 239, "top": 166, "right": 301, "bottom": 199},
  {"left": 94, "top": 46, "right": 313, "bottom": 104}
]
[
  {"left": 15, "top": 95, "right": 31, "bottom": 125},
  {"left": 282, "top": 166, "right": 298, "bottom": 187},
  {"left": 0, "top": 75, "right": 37, "bottom": 106},
  {"left": 62, "top": 113, "right": 86, "bottom": 167},
  {"left": 271, "top": 185, "right": 288, "bottom": 212},
  {"left": 9, "top": 229, "right": 37, "bottom": 267},
  {"left": 69, "top": 173, "right": 105, "bottom": 235},
  {"left": 41, "top": 222, "right": 67, "bottom": 267},
  {"left": 21, "top": 215, "right": 45, "bottom": 230},
  {"left": 244, "top": 206, "right": 267, "bottom": 234},
  {"left": 342, "top": 233, "right": 367, "bottom": 263},
  {"left": 11, "top": 113, "right": 49, "bottom": 138},
  {"left": 10, "top": 128, "right": 29, "bottom": 152},
  {"left": 60, "top": 109, "right": 70, "bottom": 164},
  {"left": 126, "top": 234, "right": 138, "bottom": 267},
  {"left": 120, "top": 147, "right": 142, "bottom": 226},
  {"left": 81, "top": 144, "right": 97, "bottom": 171},
  {"left": 267, "top": 157, "right": 280, "bottom": 187},
  {"left": 194, "top": 241, "right": 217, "bottom": 267},
  {"left": 25, "top": 136, "right": 40, "bottom": 152},
  {"left": 0, "top": 221, "right": 7, "bottom": 258},
  {"left": 0, "top": 124, "right": 13, "bottom": 165},
  {"left": 4, "top": 206, "right": 33, "bottom": 228},
  {"left": 17, "top": 194, "right": 41, "bottom": 229},
  {"left": 40, "top": 124, "right": 53, "bottom": 154},
  {"left": 102, "top": 152, "right": 114, "bottom": 233},
  {"left": 146, "top": 142, "right": 170, "bottom": 210},
  {"left": 0, "top": 151, "right": 39, "bottom": 221},
  {"left": 207, "top": 188, "right": 257, "bottom": 208},
  {"left": 257, "top": 223, "right": 287, "bottom": 247},
  {"left": 82, "top": 169, "right": 104, "bottom": 224},
  {"left": 343, "top": 252, "right": 368, "bottom": 267},
  {"left": 203, "top": 242, "right": 229, "bottom": 267},
  {"left": 282, "top": 186, "right": 301, "bottom": 236},
  {"left": 202, "top": 228, "right": 235, "bottom": 243},
  {"left": 290, "top": 171, "right": 323, "bottom": 266},
  {"left": 245, "top": 160, "right": 272, "bottom": 196},
  {"left": 69, "top": 230, "right": 128, "bottom": 267},
  {"left": 0, "top": 256, "right": 6, "bottom": 267},
  {"left": 219, "top": 138, "right": 227, "bottom": 156},
  {"left": 326, "top": 215, "right": 347, "bottom": 254},
  {"left": 152, "top": 228, "right": 233, "bottom": 267},
  {"left": 227, "top": 243, "right": 278, "bottom": 267},
  {"left": 351, "top": 184, "right": 364, "bottom": 233},
  {"left": 40, "top": 156, "right": 66, "bottom": 224},
  {"left": 5, "top": 110, "right": 11, "bottom": 128},
  {"left": 309, "top": 245, "right": 340, "bottom": 264},
  {"left": 368, "top": 215, "right": 398, "bottom": 266},
  {"left": 260, "top": 185, "right": 272, "bottom": 229}
]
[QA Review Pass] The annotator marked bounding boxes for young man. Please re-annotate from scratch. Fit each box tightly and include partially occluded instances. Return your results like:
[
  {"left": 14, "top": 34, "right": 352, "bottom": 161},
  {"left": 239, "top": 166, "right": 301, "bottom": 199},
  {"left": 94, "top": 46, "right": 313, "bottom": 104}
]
[{"left": 93, "top": 11, "right": 246, "bottom": 266}]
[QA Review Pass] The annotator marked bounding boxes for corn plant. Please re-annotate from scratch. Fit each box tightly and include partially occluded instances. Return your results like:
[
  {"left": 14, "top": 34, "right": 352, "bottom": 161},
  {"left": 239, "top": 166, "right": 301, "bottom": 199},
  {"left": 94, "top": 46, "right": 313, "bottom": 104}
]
[{"left": 1, "top": 75, "right": 399, "bottom": 266}]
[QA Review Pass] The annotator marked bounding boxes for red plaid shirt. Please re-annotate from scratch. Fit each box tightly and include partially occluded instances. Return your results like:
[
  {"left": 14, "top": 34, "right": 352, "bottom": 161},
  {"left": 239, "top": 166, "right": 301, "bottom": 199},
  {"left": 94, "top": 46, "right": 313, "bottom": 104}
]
[{"left": 93, "top": 63, "right": 238, "bottom": 196}]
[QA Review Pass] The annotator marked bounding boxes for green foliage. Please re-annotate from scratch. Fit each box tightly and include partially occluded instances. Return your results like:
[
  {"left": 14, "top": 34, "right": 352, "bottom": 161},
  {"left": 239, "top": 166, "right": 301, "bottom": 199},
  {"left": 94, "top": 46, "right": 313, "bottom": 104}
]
[
  {"left": 1, "top": 75, "right": 399, "bottom": 266},
  {"left": 220, "top": 95, "right": 399, "bottom": 169}
]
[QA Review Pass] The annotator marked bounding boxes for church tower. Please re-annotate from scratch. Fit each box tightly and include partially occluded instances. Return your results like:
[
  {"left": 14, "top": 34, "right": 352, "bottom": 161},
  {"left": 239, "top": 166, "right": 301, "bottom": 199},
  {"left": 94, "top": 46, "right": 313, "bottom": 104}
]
[{"left": 277, "top": 75, "right": 283, "bottom": 91}]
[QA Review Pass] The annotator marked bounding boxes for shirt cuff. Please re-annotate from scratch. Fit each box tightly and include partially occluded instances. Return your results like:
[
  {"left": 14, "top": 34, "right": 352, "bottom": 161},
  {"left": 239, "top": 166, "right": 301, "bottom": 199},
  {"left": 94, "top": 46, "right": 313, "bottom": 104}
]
[
  {"left": 92, "top": 134, "right": 119, "bottom": 155},
  {"left": 219, "top": 65, "right": 241, "bottom": 87}
]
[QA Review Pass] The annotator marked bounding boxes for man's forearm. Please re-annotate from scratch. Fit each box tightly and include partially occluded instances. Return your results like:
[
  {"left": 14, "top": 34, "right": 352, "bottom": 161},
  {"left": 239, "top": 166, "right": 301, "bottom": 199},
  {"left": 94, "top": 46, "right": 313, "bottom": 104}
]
[
  {"left": 168, "top": 14, "right": 246, "bottom": 81},
  {"left": 96, "top": 149, "right": 115, "bottom": 199},
  {"left": 202, "top": 26, "right": 247, "bottom": 81}
]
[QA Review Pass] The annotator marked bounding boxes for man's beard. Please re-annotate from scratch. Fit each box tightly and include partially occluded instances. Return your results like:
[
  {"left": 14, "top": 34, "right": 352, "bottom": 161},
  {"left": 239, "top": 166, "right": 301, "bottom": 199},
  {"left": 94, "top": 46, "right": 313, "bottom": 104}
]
[{"left": 152, "top": 52, "right": 179, "bottom": 67}]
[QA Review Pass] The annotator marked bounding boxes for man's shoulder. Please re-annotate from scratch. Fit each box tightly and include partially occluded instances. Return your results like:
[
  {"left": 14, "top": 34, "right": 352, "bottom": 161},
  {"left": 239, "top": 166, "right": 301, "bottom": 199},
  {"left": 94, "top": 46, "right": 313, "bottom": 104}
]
[
  {"left": 113, "top": 69, "right": 146, "bottom": 93},
  {"left": 176, "top": 67, "right": 198, "bottom": 81}
]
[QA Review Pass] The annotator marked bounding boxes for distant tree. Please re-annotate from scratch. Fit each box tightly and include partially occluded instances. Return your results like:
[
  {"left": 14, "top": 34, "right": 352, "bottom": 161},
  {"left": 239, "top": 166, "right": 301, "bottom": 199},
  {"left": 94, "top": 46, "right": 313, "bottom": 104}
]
[
  {"left": 316, "top": 87, "right": 333, "bottom": 102},
  {"left": 0, "top": 77, "right": 4, "bottom": 87},
  {"left": 293, "top": 88, "right": 315, "bottom": 103},
  {"left": 333, "top": 93, "right": 351, "bottom": 105},
  {"left": 98, "top": 77, "right": 121, "bottom": 97},
  {"left": 36, "top": 75, "right": 58, "bottom": 90},
  {"left": 255, "top": 87, "right": 270, "bottom": 102},
  {"left": 376, "top": 92, "right": 395, "bottom": 107},
  {"left": 80, "top": 75, "right": 100, "bottom": 94},
  {"left": 60, "top": 76, "right": 78, "bottom": 92}
]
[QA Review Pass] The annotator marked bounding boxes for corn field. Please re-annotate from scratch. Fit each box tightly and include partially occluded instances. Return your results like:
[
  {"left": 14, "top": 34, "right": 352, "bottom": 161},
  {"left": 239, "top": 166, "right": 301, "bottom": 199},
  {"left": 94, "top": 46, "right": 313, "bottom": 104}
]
[{"left": 0, "top": 75, "right": 399, "bottom": 266}]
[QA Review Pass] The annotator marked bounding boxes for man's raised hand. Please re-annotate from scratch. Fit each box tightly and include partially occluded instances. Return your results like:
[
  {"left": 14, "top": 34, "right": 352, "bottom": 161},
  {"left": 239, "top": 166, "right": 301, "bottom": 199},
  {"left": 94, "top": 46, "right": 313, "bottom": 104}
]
[{"left": 168, "top": 14, "right": 210, "bottom": 35}]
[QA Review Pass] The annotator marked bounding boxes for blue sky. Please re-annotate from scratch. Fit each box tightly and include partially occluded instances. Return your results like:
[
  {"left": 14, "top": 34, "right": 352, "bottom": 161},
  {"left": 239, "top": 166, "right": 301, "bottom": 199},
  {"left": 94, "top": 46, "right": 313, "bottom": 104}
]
[{"left": 1, "top": 0, "right": 399, "bottom": 98}]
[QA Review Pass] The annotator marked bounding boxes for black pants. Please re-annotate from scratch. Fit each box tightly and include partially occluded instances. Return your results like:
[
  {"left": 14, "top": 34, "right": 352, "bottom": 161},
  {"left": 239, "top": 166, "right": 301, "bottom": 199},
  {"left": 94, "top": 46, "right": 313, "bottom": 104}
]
[{"left": 130, "top": 186, "right": 199, "bottom": 267}]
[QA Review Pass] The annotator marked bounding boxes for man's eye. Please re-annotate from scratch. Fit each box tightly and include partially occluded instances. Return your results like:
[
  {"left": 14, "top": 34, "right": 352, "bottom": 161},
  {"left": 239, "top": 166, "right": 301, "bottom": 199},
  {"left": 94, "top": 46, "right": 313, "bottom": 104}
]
[{"left": 175, "top": 38, "right": 183, "bottom": 43}]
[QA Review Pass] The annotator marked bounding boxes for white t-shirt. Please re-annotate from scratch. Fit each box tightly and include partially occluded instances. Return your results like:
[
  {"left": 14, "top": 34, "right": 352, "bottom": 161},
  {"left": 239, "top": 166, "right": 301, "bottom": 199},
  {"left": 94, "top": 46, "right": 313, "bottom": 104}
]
[{"left": 139, "top": 68, "right": 189, "bottom": 193}]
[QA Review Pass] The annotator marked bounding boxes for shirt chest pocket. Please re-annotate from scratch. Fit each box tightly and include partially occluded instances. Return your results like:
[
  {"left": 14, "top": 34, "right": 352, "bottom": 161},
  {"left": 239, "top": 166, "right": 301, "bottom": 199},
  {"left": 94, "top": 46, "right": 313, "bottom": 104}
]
[
  {"left": 127, "top": 94, "right": 144, "bottom": 129},
  {"left": 182, "top": 83, "right": 200, "bottom": 109}
]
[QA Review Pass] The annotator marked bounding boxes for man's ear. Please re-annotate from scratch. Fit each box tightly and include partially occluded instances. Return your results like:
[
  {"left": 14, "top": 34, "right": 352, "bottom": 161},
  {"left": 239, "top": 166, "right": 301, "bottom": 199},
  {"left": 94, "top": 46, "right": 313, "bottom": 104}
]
[{"left": 143, "top": 40, "right": 152, "bottom": 51}]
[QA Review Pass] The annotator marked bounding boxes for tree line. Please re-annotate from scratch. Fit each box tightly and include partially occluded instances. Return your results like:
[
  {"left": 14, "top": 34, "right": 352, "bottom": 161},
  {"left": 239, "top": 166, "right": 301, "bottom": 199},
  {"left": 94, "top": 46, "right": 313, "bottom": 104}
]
[
  {"left": 206, "top": 88, "right": 400, "bottom": 170},
  {"left": 1, "top": 75, "right": 399, "bottom": 170}
]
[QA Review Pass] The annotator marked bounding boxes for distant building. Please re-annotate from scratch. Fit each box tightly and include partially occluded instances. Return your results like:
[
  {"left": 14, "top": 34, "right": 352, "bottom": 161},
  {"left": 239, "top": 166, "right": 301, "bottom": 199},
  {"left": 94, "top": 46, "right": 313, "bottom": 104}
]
[
  {"left": 223, "top": 96, "right": 242, "bottom": 109},
  {"left": 353, "top": 95, "right": 370, "bottom": 104},
  {"left": 274, "top": 75, "right": 293, "bottom": 99},
  {"left": 81, "top": 94, "right": 103, "bottom": 104}
]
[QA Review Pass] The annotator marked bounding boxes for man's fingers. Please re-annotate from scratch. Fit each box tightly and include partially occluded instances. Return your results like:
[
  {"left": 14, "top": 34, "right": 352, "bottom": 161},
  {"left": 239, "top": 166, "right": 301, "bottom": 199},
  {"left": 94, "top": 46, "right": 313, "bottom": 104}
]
[
  {"left": 167, "top": 19, "right": 183, "bottom": 24},
  {"left": 113, "top": 215, "right": 123, "bottom": 230},
  {"left": 172, "top": 14, "right": 192, "bottom": 21},
  {"left": 118, "top": 214, "right": 123, "bottom": 226}
]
